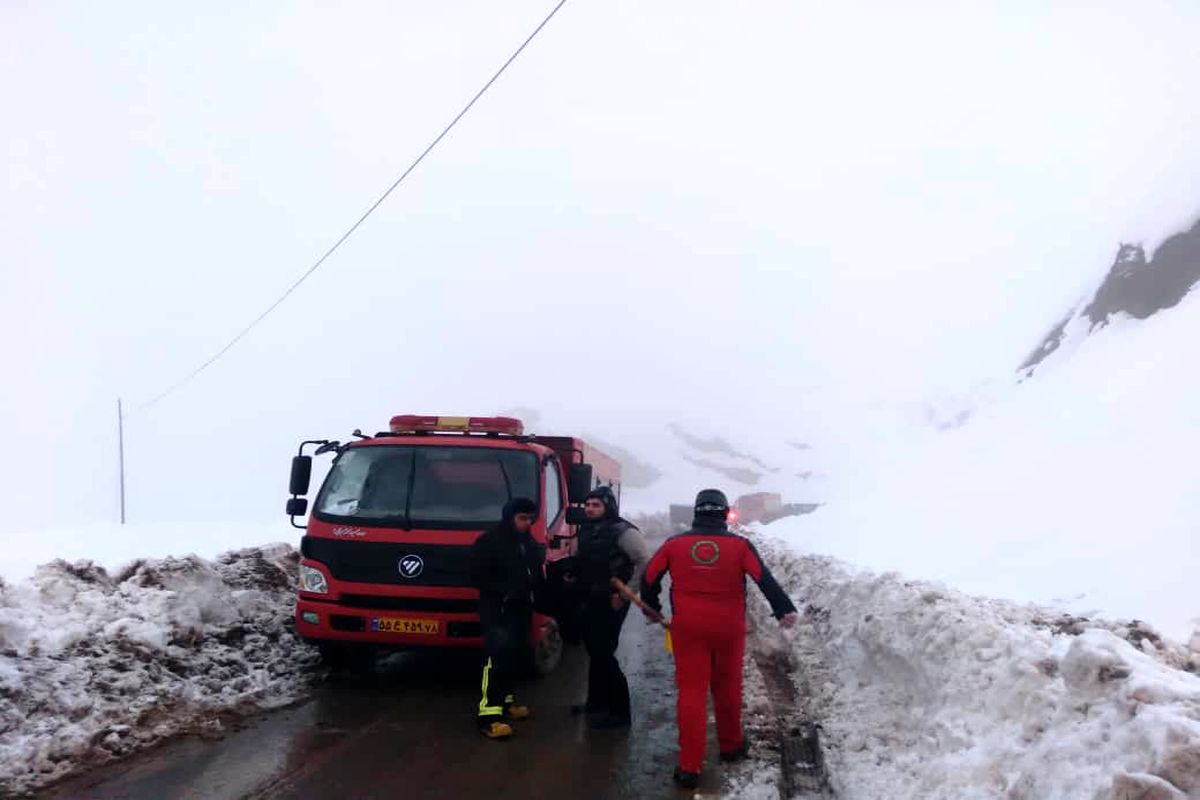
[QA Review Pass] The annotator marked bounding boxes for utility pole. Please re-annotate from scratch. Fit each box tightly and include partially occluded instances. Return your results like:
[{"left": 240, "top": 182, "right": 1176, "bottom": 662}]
[{"left": 117, "top": 398, "right": 126, "bottom": 524}]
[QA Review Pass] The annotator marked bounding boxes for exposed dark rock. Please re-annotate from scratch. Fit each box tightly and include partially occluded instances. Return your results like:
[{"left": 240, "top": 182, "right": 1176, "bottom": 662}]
[
  {"left": 669, "top": 423, "right": 773, "bottom": 471},
  {"left": 1021, "top": 217, "right": 1200, "bottom": 375},
  {"left": 681, "top": 455, "right": 762, "bottom": 486}
]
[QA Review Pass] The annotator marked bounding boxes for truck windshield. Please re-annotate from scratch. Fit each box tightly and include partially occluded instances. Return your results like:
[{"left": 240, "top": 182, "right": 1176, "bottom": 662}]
[{"left": 314, "top": 445, "right": 539, "bottom": 529}]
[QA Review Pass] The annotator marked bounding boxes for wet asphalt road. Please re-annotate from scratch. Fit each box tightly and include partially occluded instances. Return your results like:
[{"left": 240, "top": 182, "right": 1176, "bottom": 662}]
[{"left": 43, "top": 612, "right": 731, "bottom": 800}]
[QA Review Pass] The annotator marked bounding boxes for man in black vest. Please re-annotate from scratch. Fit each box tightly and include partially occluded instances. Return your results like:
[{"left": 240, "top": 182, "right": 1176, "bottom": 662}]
[{"left": 572, "top": 486, "right": 649, "bottom": 729}]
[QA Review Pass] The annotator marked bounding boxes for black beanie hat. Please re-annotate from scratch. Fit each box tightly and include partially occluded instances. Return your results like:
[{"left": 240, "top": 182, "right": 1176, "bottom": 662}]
[
  {"left": 585, "top": 485, "right": 619, "bottom": 519},
  {"left": 693, "top": 488, "right": 729, "bottom": 518},
  {"left": 504, "top": 497, "right": 539, "bottom": 522}
]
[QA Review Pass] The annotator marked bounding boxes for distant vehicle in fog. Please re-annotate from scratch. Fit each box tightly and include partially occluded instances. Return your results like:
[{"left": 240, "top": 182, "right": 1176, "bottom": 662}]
[{"left": 669, "top": 493, "right": 821, "bottom": 530}]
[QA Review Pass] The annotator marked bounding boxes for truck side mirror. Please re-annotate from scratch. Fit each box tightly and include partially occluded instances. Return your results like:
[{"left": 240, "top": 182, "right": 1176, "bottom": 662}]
[
  {"left": 567, "top": 463, "right": 594, "bottom": 503},
  {"left": 289, "top": 455, "right": 313, "bottom": 496},
  {"left": 565, "top": 507, "right": 588, "bottom": 526},
  {"left": 286, "top": 497, "right": 309, "bottom": 517}
]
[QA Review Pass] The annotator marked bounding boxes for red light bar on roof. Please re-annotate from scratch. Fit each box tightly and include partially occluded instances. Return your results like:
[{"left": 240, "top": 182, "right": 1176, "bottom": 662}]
[{"left": 389, "top": 415, "right": 525, "bottom": 436}]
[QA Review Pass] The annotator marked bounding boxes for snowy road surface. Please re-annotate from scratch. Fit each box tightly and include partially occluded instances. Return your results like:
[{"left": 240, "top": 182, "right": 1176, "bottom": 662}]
[{"left": 39, "top": 612, "right": 751, "bottom": 800}]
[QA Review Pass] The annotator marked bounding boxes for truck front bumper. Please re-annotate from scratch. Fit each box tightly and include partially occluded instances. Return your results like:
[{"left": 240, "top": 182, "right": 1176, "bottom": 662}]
[{"left": 296, "top": 598, "right": 483, "bottom": 649}]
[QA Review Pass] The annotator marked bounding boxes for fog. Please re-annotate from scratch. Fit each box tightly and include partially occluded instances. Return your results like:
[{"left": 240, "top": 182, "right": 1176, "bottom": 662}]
[{"left": 3, "top": 1, "right": 1200, "bottom": 536}]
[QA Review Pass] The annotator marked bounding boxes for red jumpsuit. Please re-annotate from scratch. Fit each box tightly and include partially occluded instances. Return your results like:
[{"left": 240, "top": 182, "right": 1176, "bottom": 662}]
[{"left": 641, "top": 526, "right": 797, "bottom": 774}]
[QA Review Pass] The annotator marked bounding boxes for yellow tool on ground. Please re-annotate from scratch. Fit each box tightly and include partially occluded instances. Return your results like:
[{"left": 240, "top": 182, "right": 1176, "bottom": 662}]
[{"left": 611, "top": 578, "right": 673, "bottom": 655}]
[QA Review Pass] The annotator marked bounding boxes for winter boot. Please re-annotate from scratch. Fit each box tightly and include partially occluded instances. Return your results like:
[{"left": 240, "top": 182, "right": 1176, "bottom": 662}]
[
  {"left": 719, "top": 738, "right": 750, "bottom": 763},
  {"left": 505, "top": 705, "right": 531, "bottom": 721},
  {"left": 589, "top": 713, "right": 631, "bottom": 730},
  {"left": 479, "top": 721, "right": 514, "bottom": 739},
  {"left": 672, "top": 767, "right": 700, "bottom": 789}
]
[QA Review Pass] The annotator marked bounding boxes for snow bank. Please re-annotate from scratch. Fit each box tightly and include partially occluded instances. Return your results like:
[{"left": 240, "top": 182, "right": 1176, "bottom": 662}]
[
  {"left": 745, "top": 530, "right": 1200, "bottom": 799},
  {"left": 0, "top": 544, "right": 318, "bottom": 797},
  {"left": 0, "top": 520, "right": 289, "bottom": 586}
]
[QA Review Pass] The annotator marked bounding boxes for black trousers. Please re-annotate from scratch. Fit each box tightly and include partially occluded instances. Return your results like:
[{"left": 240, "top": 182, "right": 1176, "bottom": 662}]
[
  {"left": 582, "top": 600, "right": 631, "bottom": 721},
  {"left": 477, "top": 605, "right": 530, "bottom": 725}
]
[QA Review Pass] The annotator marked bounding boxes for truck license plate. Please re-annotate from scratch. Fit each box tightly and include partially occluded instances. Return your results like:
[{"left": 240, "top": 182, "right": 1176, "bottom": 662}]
[{"left": 371, "top": 617, "right": 441, "bottom": 635}]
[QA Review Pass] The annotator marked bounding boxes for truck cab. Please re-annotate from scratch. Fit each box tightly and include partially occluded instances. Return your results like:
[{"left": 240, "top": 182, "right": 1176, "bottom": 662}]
[{"left": 285, "top": 414, "right": 621, "bottom": 674}]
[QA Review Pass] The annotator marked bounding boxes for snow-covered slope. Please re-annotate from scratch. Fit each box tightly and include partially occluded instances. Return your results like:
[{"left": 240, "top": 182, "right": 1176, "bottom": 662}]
[
  {"left": 515, "top": 273, "right": 1200, "bottom": 643},
  {"left": 611, "top": 422, "right": 823, "bottom": 514},
  {"left": 794, "top": 285, "right": 1200, "bottom": 642},
  {"left": 733, "top": 528, "right": 1200, "bottom": 800},
  {"left": 501, "top": 407, "right": 825, "bottom": 514},
  {"left": 0, "top": 545, "right": 317, "bottom": 796}
]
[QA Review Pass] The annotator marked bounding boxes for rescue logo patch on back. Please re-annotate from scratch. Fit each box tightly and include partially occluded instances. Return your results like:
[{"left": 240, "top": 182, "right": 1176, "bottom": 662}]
[{"left": 690, "top": 540, "right": 720, "bottom": 565}]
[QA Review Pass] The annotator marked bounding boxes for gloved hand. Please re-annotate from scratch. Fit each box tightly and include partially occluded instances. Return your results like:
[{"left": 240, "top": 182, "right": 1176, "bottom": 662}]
[{"left": 779, "top": 612, "right": 799, "bottom": 629}]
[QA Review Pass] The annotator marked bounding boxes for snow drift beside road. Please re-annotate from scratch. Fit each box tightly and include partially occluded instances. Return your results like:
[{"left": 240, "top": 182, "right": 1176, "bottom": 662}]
[
  {"left": 739, "top": 528, "right": 1200, "bottom": 800},
  {"left": 0, "top": 521, "right": 288, "bottom": 586},
  {"left": 0, "top": 544, "right": 317, "bottom": 797}
]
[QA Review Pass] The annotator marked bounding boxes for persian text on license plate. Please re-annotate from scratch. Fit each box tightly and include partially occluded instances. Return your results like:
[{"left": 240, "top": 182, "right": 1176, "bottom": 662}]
[{"left": 371, "top": 617, "right": 441, "bottom": 635}]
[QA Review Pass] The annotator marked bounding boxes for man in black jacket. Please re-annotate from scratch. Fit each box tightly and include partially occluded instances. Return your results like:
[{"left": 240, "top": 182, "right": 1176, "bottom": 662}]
[
  {"left": 469, "top": 497, "right": 545, "bottom": 739},
  {"left": 572, "top": 486, "right": 649, "bottom": 729}
]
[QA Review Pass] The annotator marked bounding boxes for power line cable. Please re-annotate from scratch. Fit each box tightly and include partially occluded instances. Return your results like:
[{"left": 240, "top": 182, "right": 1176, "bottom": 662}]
[{"left": 139, "top": 0, "right": 570, "bottom": 411}]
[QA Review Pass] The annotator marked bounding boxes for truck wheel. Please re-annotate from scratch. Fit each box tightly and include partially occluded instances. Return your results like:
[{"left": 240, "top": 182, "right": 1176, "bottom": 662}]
[
  {"left": 531, "top": 619, "right": 564, "bottom": 677},
  {"left": 318, "top": 643, "right": 373, "bottom": 672},
  {"left": 558, "top": 609, "right": 582, "bottom": 646}
]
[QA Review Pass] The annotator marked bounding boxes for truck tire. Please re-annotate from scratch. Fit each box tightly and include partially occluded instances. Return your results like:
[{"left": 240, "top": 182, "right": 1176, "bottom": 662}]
[
  {"left": 530, "top": 619, "right": 564, "bottom": 677},
  {"left": 317, "top": 642, "right": 373, "bottom": 672}
]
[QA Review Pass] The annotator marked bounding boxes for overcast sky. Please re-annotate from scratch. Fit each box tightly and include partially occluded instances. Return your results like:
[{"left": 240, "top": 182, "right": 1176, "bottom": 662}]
[{"left": 3, "top": 0, "right": 1200, "bottom": 535}]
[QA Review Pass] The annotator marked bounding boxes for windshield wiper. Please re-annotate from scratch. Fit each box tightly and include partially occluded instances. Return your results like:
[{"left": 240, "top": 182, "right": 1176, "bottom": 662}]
[
  {"left": 496, "top": 454, "right": 514, "bottom": 501},
  {"left": 402, "top": 449, "right": 416, "bottom": 531}
]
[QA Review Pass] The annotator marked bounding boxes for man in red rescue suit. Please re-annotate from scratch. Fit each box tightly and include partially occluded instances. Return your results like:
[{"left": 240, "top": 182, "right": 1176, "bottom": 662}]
[{"left": 641, "top": 489, "right": 799, "bottom": 789}]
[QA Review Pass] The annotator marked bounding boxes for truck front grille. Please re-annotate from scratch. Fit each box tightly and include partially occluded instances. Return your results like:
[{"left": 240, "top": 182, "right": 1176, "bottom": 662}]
[
  {"left": 301, "top": 537, "right": 472, "bottom": 587},
  {"left": 447, "top": 621, "right": 482, "bottom": 638},
  {"left": 338, "top": 594, "right": 478, "bottom": 614},
  {"left": 330, "top": 615, "right": 366, "bottom": 632}
]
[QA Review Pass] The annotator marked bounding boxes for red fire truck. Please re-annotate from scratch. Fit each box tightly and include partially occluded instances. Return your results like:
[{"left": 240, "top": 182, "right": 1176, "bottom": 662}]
[{"left": 285, "top": 414, "right": 621, "bottom": 674}]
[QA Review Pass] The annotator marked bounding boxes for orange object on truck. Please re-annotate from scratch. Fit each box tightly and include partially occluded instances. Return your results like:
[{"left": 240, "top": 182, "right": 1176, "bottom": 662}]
[{"left": 284, "top": 414, "right": 621, "bottom": 674}]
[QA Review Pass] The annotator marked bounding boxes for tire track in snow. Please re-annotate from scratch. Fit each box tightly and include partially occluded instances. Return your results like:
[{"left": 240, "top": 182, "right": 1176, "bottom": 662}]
[{"left": 726, "top": 528, "right": 836, "bottom": 799}]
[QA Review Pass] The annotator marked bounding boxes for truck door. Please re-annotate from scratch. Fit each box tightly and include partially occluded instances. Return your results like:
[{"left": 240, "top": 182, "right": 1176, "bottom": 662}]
[
  {"left": 539, "top": 456, "right": 582, "bottom": 644},
  {"left": 542, "top": 456, "right": 567, "bottom": 558}
]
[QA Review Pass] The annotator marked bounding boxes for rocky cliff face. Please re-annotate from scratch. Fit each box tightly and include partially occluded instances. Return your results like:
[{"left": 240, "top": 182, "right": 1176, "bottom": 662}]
[{"left": 1021, "top": 217, "right": 1200, "bottom": 374}]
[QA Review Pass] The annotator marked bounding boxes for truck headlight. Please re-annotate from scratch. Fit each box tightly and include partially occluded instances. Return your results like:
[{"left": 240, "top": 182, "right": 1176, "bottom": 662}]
[{"left": 299, "top": 564, "right": 328, "bottom": 594}]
